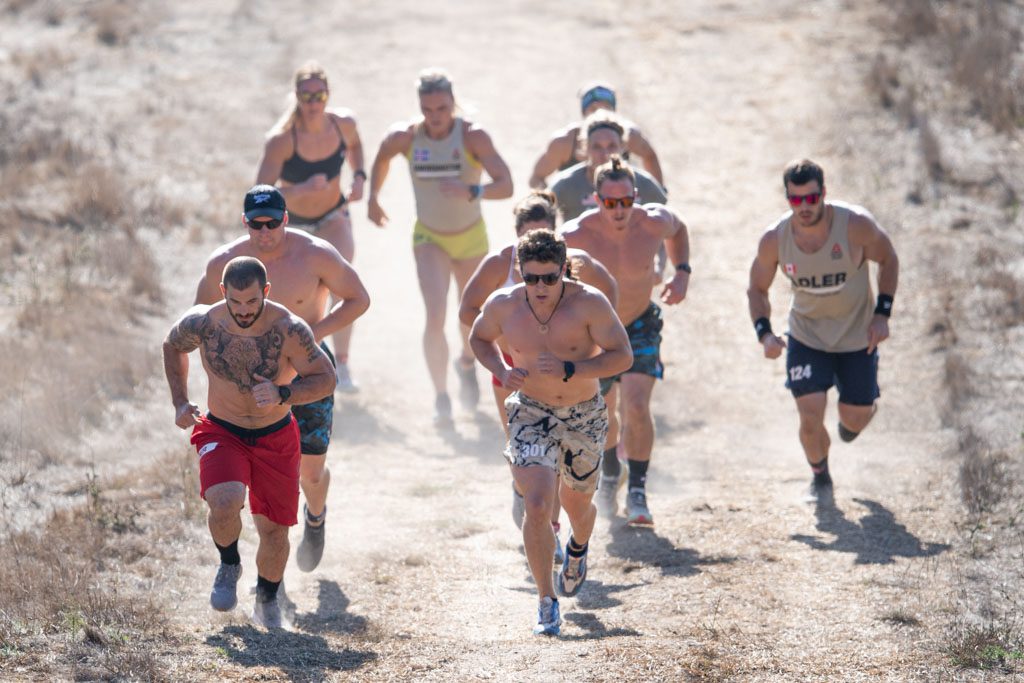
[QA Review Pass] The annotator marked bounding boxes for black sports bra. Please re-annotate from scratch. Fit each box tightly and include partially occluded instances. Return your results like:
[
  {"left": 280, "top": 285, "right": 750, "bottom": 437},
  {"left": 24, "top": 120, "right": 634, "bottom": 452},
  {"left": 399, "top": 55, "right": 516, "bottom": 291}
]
[{"left": 280, "top": 118, "right": 347, "bottom": 183}]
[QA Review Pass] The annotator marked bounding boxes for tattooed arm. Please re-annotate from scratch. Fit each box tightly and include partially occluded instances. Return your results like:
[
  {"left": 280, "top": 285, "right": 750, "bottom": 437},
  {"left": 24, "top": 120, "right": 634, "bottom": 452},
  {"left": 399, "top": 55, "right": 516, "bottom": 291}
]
[
  {"left": 255, "top": 316, "right": 336, "bottom": 407},
  {"left": 162, "top": 306, "right": 210, "bottom": 429}
]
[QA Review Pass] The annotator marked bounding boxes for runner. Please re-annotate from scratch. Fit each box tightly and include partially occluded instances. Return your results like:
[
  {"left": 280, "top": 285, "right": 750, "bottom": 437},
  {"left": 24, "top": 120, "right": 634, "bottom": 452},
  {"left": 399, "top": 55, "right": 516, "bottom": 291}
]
[
  {"left": 469, "top": 229, "right": 632, "bottom": 636},
  {"left": 255, "top": 61, "right": 366, "bottom": 392},
  {"left": 163, "top": 256, "right": 336, "bottom": 629},
  {"left": 459, "top": 191, "right": 617, "bottom": 565},
  {"left": 195, "top": 185, "right": 370, "bottom": 573},
  {"left": 747, "top": 159, "right": 899, "bottom": 501},
  {"left": 529, "top": 81, "right": 663, "bottom": 189},
  {"left": 562, "top": 156, "right": 691, "bottom": 526},
  {"left": 368, "top": 67, "right": 513, "bottom": 426}
]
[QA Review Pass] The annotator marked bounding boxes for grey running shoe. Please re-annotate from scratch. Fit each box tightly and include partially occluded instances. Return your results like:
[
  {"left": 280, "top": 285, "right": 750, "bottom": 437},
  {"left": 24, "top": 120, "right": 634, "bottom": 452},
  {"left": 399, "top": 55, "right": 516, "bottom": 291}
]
[
  {"left": 210, "top": 563, "right": 242, "bottom": 612},
  {"left": 552, "top": 525, "right": 565, "bottom": 567},
  {"left": 804, "top": 471, "right": 834, "bottom": 503},
  {"left": 252, "top": 596, "right": 290, "bottom": 630},
  {"left": 626, "top": 487, "right": 655, "bottom": 527},
  {"left": 454, "top": 359, "right": 480, "bottom": 410},
  {"left": 295, "top": 507, "right": 326, "bottom": 572},
  {"left": 557, "top": 543, "right": 589, "bottom": 597},
  {"left": 335, "top": 361, "right": 359, "bottom": 394},
  {"left": 433, "top": 393, "right": 454, "bottom": 428},
  {"left": 512, "top": 484, "right": 525, "bottom": 529},
  {"left": 533, "top": 596, "right": 561, "bottom": 636},
  {"left": 596, "top": 468, "right": 628, "bottom": 516}
]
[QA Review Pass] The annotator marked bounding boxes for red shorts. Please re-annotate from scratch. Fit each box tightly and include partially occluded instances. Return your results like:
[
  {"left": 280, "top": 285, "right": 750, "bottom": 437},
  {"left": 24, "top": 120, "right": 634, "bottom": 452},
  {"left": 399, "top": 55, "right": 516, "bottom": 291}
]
[
  {"left": 492, "top": 352, "right": 516, "bottom": 388},
  {"left": 191, "top": 413, "right": 301, "bottom": 527}
]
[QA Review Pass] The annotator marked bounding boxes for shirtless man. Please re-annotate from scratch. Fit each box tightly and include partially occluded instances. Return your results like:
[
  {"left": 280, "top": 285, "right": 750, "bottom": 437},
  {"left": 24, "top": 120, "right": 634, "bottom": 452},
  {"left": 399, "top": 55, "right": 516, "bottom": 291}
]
[
  {"left": 470, "top": 229, "right": 632, "bottom": 636},
  {"left": 562, "top": 156, "right": 691, "bottom": 527},
  {"left": 163, "top": 256, "right": 336, "bottom": 629},
  {"left": 747, "top": 159, "right": 899, "bottom": 501},
  {"left": 196, "top": 185, "right": 370, "bottom": 573},
  {"left": 529, "top": 81, "right": 663, "bottom": 189},
  {"left": 368, "top": 68, "right": 513, "bottom": 426}
]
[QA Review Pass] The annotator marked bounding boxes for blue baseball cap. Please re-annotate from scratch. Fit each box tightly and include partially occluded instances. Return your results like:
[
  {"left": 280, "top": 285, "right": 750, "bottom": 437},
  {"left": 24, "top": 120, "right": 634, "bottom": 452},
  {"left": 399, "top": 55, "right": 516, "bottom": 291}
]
[{"left": 243, "top": 184, "right": 286, "bottom": 221}]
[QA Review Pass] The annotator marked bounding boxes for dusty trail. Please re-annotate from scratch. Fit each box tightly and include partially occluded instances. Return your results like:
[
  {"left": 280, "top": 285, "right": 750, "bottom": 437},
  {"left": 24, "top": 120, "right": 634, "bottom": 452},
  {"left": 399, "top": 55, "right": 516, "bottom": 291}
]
[{"left": 48, "top": 0, "right": 961, "bottom": 679}]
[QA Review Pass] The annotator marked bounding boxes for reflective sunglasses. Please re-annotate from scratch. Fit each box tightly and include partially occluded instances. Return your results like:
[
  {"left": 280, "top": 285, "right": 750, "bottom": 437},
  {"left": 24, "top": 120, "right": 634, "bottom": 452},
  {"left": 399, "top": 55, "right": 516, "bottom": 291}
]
[
  {"left": 297, "top": 90, "right": 328, "bottom": 104},
  {"left": 787, "top": 192, "right": 822, "bottom": 207},
  {"left": 598, "top": 195, "right": 635, "bottom": 209},
  {"left": 246, "top": 217, "right": 283, "bottom": 230},
  {"left": 521, "top": 272, "right": 561, "bottom": 286}
]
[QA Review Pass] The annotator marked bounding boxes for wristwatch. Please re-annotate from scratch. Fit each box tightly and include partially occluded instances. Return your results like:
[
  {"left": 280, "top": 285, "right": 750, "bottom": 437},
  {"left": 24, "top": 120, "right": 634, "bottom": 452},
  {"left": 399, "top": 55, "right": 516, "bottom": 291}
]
[
  {"left": 562, "top": 361, "right": 576, "bottom": 383},
  {"left": 277, "top": 385, "right": 292, "bottom": 405},
  {"left": 676, "top": 262, "right": 691, "bottom": 274}
]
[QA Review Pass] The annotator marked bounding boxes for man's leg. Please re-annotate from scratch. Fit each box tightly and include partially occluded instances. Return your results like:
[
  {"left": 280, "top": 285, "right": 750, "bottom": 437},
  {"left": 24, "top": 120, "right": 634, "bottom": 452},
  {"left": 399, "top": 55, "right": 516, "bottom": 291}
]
[
  {"left": 206, "top": 481, "right": 246, "bottom": 611},
  {"left": 414, "top": 243, "right": 454, "bottom": 423},
  {"left": 597, "top": 385, "right": 625, "bottom": 515},
  {"left": 296, "top": 452, "right": 330, "bottom": 571},
  {"left": 795, "top": 392, "right": 833, "bottom": 499},
  {"left": 512, "top": 465, "right": 558, "bottom": 597},
  {"left": 451, "top": 254, "right": 485, "bottom": 410},
  {"left": 619, "top": 374, "right": 657, "bottom": 525},
  {"left": 251, "top": 513, "right": 291, "bottom": 628}
]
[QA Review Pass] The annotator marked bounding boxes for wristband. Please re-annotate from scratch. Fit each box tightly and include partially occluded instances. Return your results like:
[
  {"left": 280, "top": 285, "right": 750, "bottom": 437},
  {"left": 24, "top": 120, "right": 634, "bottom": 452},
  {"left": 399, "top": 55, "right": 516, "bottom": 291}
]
[
  {"left": 277, "top": 385, "right": 292, "bottom": 405},
  {"left": 468, "top": 184, "right": 483, "bottom": 201},
  {"left": 562, "top": 361, "right": 576, "bottom": 383},
  {"left": 874, "top": 294, "right": 893, "bottom": 317},
  {"left": 353, "top": 169, "right": 367, "bottom": 181},
  {"left": 754, "top": 317, "right": 773, "bottom": 342},
  {"left": 675, "top": 262, "right": 691, "bottom": 274}
]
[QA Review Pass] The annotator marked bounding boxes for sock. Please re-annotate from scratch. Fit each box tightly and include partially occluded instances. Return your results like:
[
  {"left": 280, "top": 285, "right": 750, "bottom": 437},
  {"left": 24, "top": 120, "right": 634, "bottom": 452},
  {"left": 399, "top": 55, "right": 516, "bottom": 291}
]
[
  {"left": 601, "top": 447, "right": 620, "bottom": 477},
  {"left": 566, "top": 535, "right": 588, "bottom": 557},
  {"left": 627, "top": 458, "right": 649, "bottom": 490},
  {"left": 305, "top": 504, "right": 327, "bottom": 525},
  {"left": 215, "top": 540, "right": 240, "bottom": 566},
  {"left": 810, "top": 457, "right": 829, "bottom": 476},
  {"left": 255, "top": 576, "right": 280, "bottom": 603}
]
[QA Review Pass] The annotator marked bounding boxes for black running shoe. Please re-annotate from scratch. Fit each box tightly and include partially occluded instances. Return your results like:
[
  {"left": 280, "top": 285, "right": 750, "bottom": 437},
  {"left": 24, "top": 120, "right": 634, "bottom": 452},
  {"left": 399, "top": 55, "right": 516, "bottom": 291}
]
[{"left": 804, "top": 471, "right": 834, "bottom": 502}]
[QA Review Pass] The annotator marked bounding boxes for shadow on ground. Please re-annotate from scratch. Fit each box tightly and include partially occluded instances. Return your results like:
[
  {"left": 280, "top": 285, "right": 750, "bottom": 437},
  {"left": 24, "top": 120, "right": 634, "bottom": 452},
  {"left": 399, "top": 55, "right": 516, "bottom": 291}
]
[
  {"left": 791, "top": 495, "right": 951, "bottom": 564},
  {"left": 606, "top": 523, "right": 737, "bottom": 577},
  {"left": 294, "top": 580, "right": 369, "bottom": 635}
]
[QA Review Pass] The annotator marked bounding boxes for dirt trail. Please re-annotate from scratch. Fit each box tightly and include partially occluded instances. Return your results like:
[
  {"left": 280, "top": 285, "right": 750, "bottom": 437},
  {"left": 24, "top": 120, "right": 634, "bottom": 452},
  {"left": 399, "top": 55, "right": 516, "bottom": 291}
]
[{"left": 10, "top": 0, "right": 967, "bottom": 679}]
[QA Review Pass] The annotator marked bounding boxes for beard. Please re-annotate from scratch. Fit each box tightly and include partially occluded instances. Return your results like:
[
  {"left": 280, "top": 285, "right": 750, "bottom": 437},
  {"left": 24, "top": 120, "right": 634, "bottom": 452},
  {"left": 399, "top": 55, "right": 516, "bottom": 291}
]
[{"left": 227, "top": 299, "right": 265, "bottom": 329}]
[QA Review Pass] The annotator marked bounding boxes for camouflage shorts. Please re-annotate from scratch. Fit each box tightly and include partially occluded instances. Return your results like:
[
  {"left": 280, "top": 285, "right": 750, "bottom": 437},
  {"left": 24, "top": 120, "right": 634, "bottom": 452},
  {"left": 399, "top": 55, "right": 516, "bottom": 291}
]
[{"left": 503, "top": 392, "right": 608, "bottom": 494}]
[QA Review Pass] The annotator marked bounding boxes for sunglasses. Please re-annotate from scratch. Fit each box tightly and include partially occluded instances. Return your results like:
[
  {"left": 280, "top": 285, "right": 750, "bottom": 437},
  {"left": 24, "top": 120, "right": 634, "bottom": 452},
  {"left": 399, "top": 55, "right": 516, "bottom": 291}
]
[
  {"left": 246, "top": 217, "right": 283, "bottom": 230},
  {"left": 787, "top": 192, "right": 822, "bottom": 207},
  {"left": 598, "top": 195, "right": 635, "bottom": 209},
  {"left": 522, "top": 272, "right": 561, "bottom": 286},
  {"left": 297, "top": 90, "right": 328, "bottom": 104}
]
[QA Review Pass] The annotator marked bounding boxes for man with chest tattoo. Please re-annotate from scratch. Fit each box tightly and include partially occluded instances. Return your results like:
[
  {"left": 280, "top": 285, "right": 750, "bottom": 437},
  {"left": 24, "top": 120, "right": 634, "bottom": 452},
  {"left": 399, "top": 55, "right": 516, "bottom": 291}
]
[
  {"left": 164, "top": 256, "right": 336, "bottom": 629},
  {"left": 561, "top": 156, "right": 691, "bottom": 527},
  {"left": 470, "top": 229, "right": 632, "bottom": 636},
  {"left": 196, "top": 185, "right": 369, "bottom": 574},
  {"left": 747, "top": 159, "right": 899, "bottom": 502}
]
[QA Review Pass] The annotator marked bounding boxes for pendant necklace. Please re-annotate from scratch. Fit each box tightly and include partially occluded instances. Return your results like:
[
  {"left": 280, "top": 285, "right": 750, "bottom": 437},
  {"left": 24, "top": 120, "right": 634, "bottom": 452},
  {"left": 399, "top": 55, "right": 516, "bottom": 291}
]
[{"left": 525, "top": 281, "right": 566, "bottom": 334}]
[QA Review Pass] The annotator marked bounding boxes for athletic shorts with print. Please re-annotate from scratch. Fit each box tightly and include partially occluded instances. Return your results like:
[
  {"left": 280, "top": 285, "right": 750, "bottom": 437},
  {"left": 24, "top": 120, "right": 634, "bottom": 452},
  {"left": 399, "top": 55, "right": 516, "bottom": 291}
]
[
  {"left": 785, "top": 334, "right": 880, "bottom": 405},
  {"left": 291, "top": 342, "right": 336, "bottom": 455},
  {"left": 600, "top": 302, "right": 664, "bottom": 395},
  {"left": 191, "top": 412, "right": 301, "bottom": 527},
  {"left": 503, "top": 392, "right": 608, "bottom": 494}
]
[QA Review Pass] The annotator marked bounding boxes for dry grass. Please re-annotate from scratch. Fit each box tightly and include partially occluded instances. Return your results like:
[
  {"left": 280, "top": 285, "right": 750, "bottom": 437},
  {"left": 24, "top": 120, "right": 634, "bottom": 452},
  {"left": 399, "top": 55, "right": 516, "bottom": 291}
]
[
  {"left": 947, "top": 620, "right": 1024, "bottom": 672},
  {"left": 959, "top": 442, "right": 1009, "bottom": 516}
]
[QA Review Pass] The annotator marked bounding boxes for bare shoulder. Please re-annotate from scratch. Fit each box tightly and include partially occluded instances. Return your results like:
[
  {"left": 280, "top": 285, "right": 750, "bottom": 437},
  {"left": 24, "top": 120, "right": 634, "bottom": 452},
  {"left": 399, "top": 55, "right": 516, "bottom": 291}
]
[
  {"left": 483, "top": 283, "right": 521, "bottom": 311},
  {"left": 569, "top": 280, "right": 613, "bottom": 312},
  {"left": 757, "top": 215, "right": 787, "bottom": 254},
  {"left": 327, "top": 108, "right": 357, "bottom": 124},
  {"left": 166, "top": 304, "right": 215, "bottom": 350},
  {"left": 385, "top": 121, "right": 416, "bottom": 144},
  {"left": 264, "top": 128, "right": 293, "bottom": 153},
  {"left": 637, "top": 203, "right": 674, "bottom": 233},
  {"left": 206, "top": 236, "right": 250, "bottom": 270},
  {"left": 552, "top": 123, "right": 579, "bottom": 143}
]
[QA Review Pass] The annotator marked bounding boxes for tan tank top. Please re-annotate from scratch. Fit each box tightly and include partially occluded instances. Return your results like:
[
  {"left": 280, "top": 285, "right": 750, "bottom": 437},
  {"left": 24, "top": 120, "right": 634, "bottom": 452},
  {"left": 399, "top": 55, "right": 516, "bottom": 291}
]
[
  {"left": 778, "top": 203, "right": 874, "bottom": 352},
  {"left": 407, "top": 118, "right": 483, "bottom": 231}
]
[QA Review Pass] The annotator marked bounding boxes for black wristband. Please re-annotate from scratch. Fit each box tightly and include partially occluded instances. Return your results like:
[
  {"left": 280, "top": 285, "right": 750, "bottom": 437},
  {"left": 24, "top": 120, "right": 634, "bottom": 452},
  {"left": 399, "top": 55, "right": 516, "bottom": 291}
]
[
  {"left": 675, "top": 262, "right": 691, "bottom": 274},
  {"left": 277, "top": 385, "right": 292, "bottom": 405},
  {"left": 754, "top": 317, "right": 773, "bottom": 342},
  {"left": 353, "top": 169, "right": 367, "bottom": 181},
  {"left": 562, "top": 361, "right": 576, "bottom": 383},
  {"left": 874, "top": 294, "right": 893, "bottom": 317},
  {"left": 468, "top": 184, "right": 483, "bottom": 201}
]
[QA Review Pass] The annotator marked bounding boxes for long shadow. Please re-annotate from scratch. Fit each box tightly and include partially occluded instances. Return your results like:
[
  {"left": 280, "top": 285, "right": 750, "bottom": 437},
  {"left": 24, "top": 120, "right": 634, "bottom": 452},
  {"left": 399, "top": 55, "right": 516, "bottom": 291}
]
[
  {"left": 333, "top": 399, "right": 406, "bottom": 446},
  {"left": 791, "top": 494, "right": 951, "bottom": 565},
  {"left": 205, "top": 624, "right": 376, "bottom": 682},
  {"left": 294, "top": 580, "right": 369, "bottom": 635},
  {"left": 606, "top": 523, "right": 737, "bottom": 577},
  {"left": 561, "top": 611, "right": 641, "bottom": 640}
]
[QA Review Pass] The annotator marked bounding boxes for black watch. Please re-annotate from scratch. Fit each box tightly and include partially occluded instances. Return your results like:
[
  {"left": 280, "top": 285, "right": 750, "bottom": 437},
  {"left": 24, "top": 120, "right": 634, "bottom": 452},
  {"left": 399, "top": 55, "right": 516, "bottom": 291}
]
[
  {"left": 562, "top": 361, "right": 576, "bottom": 383},
  {"left": 277, "top": 385, "right": 292, "bottom": 405},
  {"left": 676, "top": 262, "right": 691, "bottom": 274}
]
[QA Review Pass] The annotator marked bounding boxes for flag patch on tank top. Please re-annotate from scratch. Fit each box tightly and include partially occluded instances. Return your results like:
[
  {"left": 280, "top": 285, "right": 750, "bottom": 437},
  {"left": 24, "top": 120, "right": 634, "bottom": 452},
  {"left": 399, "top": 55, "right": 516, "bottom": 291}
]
[
  {"left": 784, "top": 263, "right": 796, "bottom": 276},
  {"left": 414, "top": 148, "right": 430, "bottom": 162},
  {"left": 831, "top": 243, "right": 843, "bottom": 260}
]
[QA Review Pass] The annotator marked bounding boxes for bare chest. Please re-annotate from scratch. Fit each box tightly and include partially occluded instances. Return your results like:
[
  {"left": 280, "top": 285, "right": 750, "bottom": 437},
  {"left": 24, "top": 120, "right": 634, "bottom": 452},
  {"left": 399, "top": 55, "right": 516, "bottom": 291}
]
[
  {"left": 200, "top": 325, "right": 287, "bottom": 395},
  {"left": 264, "top": 261, "right": 328, "bottom": 322}
]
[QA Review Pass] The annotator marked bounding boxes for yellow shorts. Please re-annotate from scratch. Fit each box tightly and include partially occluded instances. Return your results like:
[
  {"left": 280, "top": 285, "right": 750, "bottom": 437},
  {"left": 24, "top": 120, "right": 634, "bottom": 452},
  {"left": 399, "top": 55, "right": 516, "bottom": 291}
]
[{"left": 412, "top": 218, "right": 489, "bottom": 261}]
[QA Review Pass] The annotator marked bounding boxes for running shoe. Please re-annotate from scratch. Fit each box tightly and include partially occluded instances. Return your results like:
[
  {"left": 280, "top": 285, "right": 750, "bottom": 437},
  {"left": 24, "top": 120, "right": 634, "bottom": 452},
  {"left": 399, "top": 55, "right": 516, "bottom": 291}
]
[
  {"left": 252, "top": 596, "right": 290, "bottom": 630},
  {"left": 596, "top": 468, "right": 628, "bottom": 516},
  {"left": 335, "top": 361, "right": 359, "bottom": 394},
  {"left": 433, "top": 393, "right": 454, "bottom": 428},
  {"left": 533, "top": 596, "right": 561, "bottom": 636},
  {"left": 295, "top": 505, "right": 326, "bottom": 572},
  {"left": 552, "top": 524, "right": 565, "bottom": 567},
  {"left": 454, "top": 358, "right": 480, "bottom": 410},
  {"left": 511, "top": 484, "right": 525, "bottom": 529},
  {"left": 804, "top": 470, "right": 834, "bottom": 503},
  {"left": 626, "top": 487, "right": 655, "bottom": 527},
  {"left": 557, "top": 542, "right": 589, "bottom": 597},
  {"left": 210, "top": 562, "right": 241, "bottom": 612}
]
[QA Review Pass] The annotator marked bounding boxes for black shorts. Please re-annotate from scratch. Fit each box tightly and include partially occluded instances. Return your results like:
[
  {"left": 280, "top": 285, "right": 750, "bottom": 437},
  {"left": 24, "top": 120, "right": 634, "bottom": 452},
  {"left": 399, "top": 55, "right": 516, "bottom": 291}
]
[
  {"left": 785, "top": 335, "right": 879, "bottom": 406},
  {"left": 291, "top": 342, "right": 336, "bottom": 455},
  {"left": 289, "top": 196, "right": 348, "bottom": 231}
]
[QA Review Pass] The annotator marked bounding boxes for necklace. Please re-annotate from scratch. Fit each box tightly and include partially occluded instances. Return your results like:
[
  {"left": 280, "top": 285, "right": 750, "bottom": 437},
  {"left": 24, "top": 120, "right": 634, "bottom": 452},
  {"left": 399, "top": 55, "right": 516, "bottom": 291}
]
[{"left": 524, "top": 281, "right": 566, "bottom": 334}]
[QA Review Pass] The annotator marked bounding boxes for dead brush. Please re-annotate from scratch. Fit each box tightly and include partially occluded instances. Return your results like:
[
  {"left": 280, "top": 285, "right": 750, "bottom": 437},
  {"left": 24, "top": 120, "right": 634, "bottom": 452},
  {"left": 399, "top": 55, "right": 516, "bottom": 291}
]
[
  {"left": 947, "top": 619, "right": 1024, "bottom": 672},
  {"left": 958, "top": 429, "right": 1009, "bottom": 516},
  {"left": 892, "top": 0, "right": 939, "bottom": 40}
]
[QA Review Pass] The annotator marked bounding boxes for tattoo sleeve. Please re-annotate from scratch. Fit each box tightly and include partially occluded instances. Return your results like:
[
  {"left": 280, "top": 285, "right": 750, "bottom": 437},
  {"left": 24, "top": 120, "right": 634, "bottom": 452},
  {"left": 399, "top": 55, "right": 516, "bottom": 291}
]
[
  {"left": 166, "top": 312, "right": 207, "bottom": 353},
  {"left": 288, "top": 319, "right": 320, "bottom": 364}
]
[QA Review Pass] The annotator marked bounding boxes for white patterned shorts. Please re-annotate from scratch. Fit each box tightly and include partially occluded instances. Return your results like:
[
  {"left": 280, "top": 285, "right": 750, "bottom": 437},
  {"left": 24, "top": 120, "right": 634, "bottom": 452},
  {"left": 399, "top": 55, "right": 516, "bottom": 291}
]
[{"left": 503, "top": 392, "right": 608, "bottom": 494}]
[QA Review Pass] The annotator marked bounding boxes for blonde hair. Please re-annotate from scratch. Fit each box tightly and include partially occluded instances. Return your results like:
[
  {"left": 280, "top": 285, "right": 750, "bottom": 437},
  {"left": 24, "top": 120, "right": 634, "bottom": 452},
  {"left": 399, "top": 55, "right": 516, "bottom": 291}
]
[{"left": 269, "top": 61, "right": 330, "bottom": 135}]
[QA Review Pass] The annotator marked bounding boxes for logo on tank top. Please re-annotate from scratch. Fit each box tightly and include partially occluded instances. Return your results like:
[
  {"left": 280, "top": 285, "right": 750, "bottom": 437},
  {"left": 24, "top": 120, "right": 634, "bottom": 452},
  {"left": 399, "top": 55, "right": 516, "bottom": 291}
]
[
  {"left": 793, "top": 272, "right": 848, "bottom": 289},
  {"left": 413, "top": 148, "right": 430, "bottom": 162},
  {"left": 784, "top": 263, "right": 796, "bottom": 276},
  {"left": 831, "top": 243, "right": 843, "bottom": 260}
]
